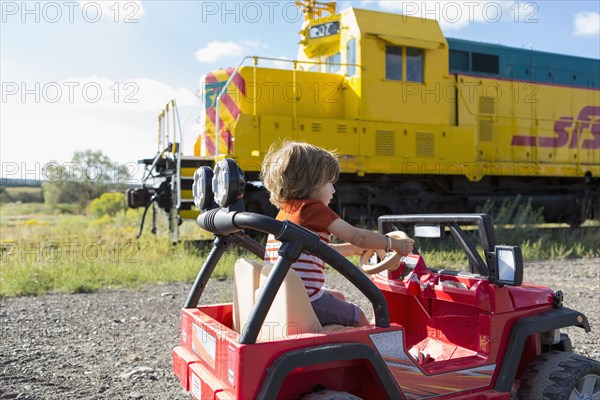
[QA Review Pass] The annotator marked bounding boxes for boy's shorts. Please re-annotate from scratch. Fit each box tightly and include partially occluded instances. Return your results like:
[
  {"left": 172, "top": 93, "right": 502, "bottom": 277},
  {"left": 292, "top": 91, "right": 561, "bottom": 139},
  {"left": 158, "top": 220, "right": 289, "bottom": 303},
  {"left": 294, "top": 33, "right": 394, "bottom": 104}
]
[{"left": 311, "top": 289, "right": 361, "bottom": 327}]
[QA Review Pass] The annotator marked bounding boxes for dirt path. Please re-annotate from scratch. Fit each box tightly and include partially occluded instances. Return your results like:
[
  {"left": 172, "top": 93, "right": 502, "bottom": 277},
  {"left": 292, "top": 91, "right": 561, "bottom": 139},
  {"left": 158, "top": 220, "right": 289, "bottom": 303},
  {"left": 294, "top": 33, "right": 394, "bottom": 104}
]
[{"left": 1, "top": 258, "right": 598, "bottom": 399}]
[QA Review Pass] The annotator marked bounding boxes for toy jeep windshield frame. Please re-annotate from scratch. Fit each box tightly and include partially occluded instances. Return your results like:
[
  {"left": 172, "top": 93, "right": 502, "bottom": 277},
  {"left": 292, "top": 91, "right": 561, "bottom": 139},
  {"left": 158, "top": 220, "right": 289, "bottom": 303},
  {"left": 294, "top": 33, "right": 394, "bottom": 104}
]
[{"left": 378, "top": 214, "right": 523, "bottom": 286}]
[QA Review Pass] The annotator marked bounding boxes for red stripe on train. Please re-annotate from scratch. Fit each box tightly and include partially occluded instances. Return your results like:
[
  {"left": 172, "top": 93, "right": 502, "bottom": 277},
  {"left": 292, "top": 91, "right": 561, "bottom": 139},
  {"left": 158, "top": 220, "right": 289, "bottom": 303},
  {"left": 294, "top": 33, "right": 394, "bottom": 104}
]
[
  {"left": 204, "top": 135, "right": 216, "bottom": 155},
  {"left": 206, "top": 71, "right": 243, "bottom": 120},
  {"left": 226, "top": 68, "right": 247, "bottom": 96}
]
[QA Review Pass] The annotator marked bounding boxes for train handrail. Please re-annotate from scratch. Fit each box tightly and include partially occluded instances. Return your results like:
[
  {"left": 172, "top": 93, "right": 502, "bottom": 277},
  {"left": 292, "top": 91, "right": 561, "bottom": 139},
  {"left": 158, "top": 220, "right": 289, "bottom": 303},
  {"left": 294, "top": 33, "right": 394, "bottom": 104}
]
[{"left": 173, "top": 100, "right": 183, "bottom": 209}]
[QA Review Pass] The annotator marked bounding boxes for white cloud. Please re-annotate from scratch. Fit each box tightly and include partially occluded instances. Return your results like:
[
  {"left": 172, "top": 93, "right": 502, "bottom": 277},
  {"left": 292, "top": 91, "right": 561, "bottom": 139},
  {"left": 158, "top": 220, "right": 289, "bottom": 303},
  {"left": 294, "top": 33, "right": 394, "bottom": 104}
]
[
  {"left": 77, "top": 1, "right": 145, "bottom": 22},
  {"left": 241, "top": 40, "right": 268, "bottom": 49},
  {"left": 195, "top": 41, "right": 245, "bottom": 64},
  {"left": 5, "top": 76, "right": 196, "bottom": 112},
  {"left": 574, "top": 12, "right": 600, "bottom": 36},
  {"left": 195, "top": 40, "right": 268, "bottom": 64},
  {"left": 1, "top": 76, "right": 199, "bottom": 170}
]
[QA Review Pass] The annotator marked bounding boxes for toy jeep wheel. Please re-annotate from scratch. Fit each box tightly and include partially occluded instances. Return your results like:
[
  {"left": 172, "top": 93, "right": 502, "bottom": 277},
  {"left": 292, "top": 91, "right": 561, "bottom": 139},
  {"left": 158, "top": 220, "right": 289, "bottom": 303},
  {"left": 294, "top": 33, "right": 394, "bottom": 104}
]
[{"left": 517, "top": 350, "right": 600, "bottom": 399}]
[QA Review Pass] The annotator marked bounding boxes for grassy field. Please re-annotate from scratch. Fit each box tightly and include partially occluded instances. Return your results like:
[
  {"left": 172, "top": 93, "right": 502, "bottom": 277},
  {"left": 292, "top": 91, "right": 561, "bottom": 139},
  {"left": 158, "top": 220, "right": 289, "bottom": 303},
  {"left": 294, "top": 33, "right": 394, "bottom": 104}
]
[
  {"left": 1, "top": 202, "right": 598, "bottom": 297},
  {"left": 0, "top": 203, "right": 233, "bottom": 297}
]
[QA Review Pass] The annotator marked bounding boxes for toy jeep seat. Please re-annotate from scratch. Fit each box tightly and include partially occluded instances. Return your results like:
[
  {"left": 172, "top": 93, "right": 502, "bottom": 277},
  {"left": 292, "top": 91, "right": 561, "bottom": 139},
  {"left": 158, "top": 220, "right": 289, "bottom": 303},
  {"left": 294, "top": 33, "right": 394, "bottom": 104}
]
[
  {"left": 232, "top": 258, "right": 263, "bottom": 333},
  {"left": 234, "top": 259, "right": 351, "bottom": 342},
  {"left": 233, "top": 258, "right": 322, "bottom": 339},
  {"left": 256, "top": 264, "right": 323, "bottom": 341}
]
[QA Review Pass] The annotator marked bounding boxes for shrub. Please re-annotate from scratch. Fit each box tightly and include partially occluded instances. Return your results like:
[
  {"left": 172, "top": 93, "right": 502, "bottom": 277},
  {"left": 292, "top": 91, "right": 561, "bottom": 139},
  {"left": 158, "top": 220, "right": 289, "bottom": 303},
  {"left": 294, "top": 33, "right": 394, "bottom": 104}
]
[
  {"left": 89, "top": 192, "right": 126, "bottom": 218},
  {"left": 478, "top": 195, "right": 545, "bottom": 244}
]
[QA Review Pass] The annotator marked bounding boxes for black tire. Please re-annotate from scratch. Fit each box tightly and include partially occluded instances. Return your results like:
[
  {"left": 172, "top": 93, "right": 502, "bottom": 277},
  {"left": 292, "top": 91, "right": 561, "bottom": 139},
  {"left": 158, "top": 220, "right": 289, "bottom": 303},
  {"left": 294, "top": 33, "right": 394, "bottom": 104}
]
[
  {"left": 301, "top": 389, "right": 362, "bottom": 400},
  {"left": 517, "top": 350, "right": 600, "bottom": 399}
]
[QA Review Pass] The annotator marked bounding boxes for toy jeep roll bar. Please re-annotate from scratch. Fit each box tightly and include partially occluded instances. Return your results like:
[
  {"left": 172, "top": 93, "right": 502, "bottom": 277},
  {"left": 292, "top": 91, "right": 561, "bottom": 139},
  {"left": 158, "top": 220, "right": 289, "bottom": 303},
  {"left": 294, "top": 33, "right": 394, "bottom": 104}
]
[{"left": 187, "top": 208, "right": 390, "bottom": 344}]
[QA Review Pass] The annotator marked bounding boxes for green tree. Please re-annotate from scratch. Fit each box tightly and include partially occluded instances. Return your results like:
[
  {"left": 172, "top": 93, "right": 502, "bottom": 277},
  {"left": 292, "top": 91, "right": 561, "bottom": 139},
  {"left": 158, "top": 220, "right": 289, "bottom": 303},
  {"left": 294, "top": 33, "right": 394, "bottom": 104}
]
[
  {"left": 43, "top": 150, "right": 131, "bottom": 208},
  {"left": 0, "top": 187, "right": 13, "bottom": 203}
]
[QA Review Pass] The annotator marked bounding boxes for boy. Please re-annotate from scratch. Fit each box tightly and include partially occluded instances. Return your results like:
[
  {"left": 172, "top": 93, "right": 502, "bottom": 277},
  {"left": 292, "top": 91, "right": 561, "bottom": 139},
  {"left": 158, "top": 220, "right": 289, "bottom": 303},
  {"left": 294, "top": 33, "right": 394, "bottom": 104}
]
[{"left": 261, "top": 142, "right": 414, "bottom": 327}]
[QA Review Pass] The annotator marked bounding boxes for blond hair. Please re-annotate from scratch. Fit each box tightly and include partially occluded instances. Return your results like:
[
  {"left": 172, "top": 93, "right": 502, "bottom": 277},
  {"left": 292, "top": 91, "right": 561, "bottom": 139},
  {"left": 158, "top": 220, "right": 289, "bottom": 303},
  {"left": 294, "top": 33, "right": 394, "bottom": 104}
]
[{"left": 260, "top": 141, "right": 339, "bottom": 207}]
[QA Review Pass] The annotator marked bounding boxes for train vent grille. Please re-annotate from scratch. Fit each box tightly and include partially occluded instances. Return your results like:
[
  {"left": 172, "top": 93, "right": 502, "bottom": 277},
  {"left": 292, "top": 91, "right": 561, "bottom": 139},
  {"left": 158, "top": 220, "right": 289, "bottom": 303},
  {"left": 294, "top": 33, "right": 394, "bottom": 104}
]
[
  {"left": 479, "top": 96, "right": 496, "bottom": 141},
  {"left": 376, "top": 130, "right": 395, "bottom": 156},
  {"left": 416, "top": 132, "right": 434, "bottom": 157},
  {"left": 311, "top": 123, "right": 322, "bottom": 132},
  {"left": 337, "top": 124, "right": 347, "bottom": 133},
  {"left": 479, "top": 120, "right": 493, "bottom": 141}
]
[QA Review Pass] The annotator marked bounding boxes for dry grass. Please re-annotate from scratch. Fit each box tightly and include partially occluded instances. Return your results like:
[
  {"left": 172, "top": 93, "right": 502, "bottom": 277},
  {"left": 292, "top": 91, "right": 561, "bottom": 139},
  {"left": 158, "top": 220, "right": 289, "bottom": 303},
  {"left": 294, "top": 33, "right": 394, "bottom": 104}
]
[{"left": 1, "top": 202, "right": 598, "bottom": 297}]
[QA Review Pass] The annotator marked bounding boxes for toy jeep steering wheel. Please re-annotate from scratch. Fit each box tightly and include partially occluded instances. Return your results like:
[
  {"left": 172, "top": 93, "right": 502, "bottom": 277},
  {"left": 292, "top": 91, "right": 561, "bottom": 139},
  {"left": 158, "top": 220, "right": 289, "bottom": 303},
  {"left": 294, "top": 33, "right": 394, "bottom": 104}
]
[{"left": 359, "top": 231, "right": 410, "bottom": 275}]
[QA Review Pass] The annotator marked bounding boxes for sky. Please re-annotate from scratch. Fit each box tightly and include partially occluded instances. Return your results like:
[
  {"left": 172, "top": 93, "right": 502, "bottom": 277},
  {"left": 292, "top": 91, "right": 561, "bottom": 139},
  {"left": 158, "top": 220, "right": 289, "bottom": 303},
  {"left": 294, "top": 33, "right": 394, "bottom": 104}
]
[{"left": 1, "top": 0, "right": 599, "bottom": 182}]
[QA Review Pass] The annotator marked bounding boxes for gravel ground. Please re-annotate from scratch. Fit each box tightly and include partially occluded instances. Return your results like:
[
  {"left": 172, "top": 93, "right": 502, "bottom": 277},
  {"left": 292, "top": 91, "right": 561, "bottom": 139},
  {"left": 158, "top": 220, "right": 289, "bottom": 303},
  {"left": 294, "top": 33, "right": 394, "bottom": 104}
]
[{"left": 1, "top": 258, "right": 598, "bottom": 399}]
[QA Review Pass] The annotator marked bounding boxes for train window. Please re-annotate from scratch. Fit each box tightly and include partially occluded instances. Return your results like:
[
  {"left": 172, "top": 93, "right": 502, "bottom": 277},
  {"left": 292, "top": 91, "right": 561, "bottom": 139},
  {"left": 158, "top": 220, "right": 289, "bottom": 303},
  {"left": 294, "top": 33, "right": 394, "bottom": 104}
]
[
  {"left": 450, "top": 50, "right": 470, "bottom": 72},
  {"left": 472, "top": 52, "right": 499, "bottom": 74},
  {"left": 327, "top": 52, "right": 341, "bottom": 73},
  {"left": 406, "top": 48, "right": 424, "bottom": 83},
  {"left": 386, "top": 46, "right": 403, "bottom": 81},
  {"left": 347, "top": 37, "right": 356, "bottom": 76}
]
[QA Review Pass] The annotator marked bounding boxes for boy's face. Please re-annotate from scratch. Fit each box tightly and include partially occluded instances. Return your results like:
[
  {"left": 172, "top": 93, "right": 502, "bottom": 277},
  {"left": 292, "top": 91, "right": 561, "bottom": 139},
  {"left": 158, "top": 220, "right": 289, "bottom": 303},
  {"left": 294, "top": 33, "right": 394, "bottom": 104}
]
[{"left": 310, "top": 182, "right": 335, "bottom": 205}]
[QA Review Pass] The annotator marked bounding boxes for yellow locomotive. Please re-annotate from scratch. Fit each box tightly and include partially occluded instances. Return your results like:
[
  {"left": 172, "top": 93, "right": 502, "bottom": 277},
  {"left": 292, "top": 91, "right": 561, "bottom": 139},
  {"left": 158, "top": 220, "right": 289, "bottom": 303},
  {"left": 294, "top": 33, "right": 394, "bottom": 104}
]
[{"left": 128, "top": 1, "right": 599, "bottom": 239}]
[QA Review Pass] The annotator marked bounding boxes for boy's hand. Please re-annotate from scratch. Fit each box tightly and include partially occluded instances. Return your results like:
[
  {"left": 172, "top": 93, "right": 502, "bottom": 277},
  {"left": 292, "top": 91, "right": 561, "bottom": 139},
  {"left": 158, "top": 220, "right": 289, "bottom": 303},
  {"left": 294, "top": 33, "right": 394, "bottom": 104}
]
[
  {"left": 402, "top": 238, "right": 415, "bottom": 255},
  {"left": 392, "top": 237, "right": 415, "bottom": 256}
]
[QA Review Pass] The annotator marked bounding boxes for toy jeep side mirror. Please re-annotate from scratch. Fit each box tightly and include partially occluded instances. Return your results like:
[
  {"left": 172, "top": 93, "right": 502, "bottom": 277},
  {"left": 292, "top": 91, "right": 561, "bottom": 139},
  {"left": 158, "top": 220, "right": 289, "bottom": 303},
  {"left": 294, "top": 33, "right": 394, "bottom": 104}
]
[{"left": 491, "top": 245, "right": 524, "bottom": 286}]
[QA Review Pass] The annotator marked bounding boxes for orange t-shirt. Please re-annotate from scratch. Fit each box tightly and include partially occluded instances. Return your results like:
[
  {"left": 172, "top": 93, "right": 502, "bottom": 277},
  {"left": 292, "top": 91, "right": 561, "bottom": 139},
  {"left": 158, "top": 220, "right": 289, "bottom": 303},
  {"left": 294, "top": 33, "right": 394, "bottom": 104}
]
[{"left": 263, "top": 199, "right": 340, "bottom": 301}]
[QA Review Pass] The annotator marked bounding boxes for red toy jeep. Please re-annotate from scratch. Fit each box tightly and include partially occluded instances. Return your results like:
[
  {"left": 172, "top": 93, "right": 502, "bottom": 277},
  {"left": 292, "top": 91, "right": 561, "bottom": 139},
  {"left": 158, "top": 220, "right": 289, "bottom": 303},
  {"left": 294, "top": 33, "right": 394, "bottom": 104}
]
[{"left": 173, "top": 159, "right": 599, "bottom": 399}]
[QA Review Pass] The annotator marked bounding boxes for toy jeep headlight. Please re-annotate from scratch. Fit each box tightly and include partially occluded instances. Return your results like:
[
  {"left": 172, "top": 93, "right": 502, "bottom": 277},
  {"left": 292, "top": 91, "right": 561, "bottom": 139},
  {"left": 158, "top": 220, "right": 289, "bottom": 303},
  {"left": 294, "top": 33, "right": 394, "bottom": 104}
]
[
  {"left": 192, "top": 166, "right": 214, "bottom": 211},
  {"left": 212, "top": 158, "right": 246, "bottom": 208}
]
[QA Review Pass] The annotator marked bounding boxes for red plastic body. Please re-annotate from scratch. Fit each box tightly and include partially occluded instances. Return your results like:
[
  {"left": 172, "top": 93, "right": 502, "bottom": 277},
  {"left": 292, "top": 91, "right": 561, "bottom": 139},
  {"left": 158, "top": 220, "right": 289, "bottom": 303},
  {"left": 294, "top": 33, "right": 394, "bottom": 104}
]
[{"left": 173, "top": 255, "right": 554, "bottom": 399}]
